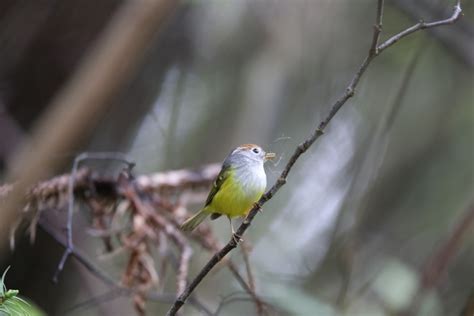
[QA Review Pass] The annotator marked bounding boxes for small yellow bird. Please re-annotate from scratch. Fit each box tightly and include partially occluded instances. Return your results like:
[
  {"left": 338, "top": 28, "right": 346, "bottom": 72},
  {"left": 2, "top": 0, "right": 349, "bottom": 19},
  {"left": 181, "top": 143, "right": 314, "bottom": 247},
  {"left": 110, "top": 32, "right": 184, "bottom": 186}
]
[{"left": 180, "top": 144, "right": 275, "bottom": 233}]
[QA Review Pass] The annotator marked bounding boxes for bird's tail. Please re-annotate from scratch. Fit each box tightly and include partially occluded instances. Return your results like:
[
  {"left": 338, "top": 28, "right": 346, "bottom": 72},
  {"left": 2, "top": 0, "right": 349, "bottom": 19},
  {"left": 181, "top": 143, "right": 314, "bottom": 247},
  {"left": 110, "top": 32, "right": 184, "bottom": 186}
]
[{"left": 180, "top": 209, "right": 209, "bottom": 231}]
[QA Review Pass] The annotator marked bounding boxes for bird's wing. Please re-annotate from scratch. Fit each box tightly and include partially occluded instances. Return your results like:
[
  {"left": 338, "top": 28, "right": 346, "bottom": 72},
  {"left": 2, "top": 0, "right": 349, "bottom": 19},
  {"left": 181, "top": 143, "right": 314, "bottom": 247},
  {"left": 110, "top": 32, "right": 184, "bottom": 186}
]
[{"left": 205, "top": 162, "right": 231, "bottom": 208}]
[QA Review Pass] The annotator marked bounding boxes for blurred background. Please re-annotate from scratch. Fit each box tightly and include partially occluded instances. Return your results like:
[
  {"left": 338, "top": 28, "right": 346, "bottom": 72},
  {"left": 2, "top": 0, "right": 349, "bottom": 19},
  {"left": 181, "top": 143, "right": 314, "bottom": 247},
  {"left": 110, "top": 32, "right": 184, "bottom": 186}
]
[{"left": 0, "top": 0, "right": 473, "bottom": 315}]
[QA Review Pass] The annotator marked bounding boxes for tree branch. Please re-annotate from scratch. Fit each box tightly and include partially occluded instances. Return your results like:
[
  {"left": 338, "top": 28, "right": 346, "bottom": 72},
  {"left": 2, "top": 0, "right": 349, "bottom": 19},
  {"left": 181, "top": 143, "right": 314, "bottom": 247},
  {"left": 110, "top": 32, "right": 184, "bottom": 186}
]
[
  {"left": 377, "top": 0, "right": 462, "bottom": 53},
  {"left": 166, "top": 1, "right": 463, "bottom": 314},
  {"left": 390, "top": 0, "right": 473, "bottom": 67},
  {"left": 2, "top": 161, "right": 267, "bottom": 313},
  {"left": 370, "top": 0, "right": 385, "bottom": 55}
]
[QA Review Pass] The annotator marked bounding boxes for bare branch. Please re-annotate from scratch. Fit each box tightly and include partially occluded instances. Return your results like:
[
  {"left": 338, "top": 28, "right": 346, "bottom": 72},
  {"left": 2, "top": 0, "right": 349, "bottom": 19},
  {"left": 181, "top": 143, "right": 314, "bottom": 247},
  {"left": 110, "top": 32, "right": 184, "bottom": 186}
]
[
  {"left": 240, "top": 241, "right": 264, "bottom": 315},
  {"left": 0, "top": 163, "right": 221, "bottom": 203},
  {"left": 370, "top": 0, "right": 385, "bottom": 55},
  {"left": 377, "top": 1, "right": 462, "bottom": 53},
  {"left": 391, "top": 0, "right": 473, "bottom": 67},
  {"left": 166, "top": 1, "right": 464, "bottom": 314},
  {"left": 226, "top": 260, "right": 270, "bottom": 315},
  {"left": 240, "top": 242, "right": 256, "bottom": 295}
]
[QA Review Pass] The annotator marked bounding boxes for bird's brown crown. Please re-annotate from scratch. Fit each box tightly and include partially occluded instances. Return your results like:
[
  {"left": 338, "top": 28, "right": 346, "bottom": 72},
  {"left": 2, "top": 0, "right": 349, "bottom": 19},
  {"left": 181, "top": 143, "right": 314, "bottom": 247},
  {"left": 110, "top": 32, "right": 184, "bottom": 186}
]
[{"left": 238, "top": 144, "right": 259, "bottom": 150}]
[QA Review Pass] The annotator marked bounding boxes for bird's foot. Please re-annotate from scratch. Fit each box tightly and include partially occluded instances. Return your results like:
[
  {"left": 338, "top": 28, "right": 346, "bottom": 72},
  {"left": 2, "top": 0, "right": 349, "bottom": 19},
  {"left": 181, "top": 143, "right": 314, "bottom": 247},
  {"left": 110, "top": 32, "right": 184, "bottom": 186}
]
[{"left": 232, "top": 232, "right": 243, "bottom": 244}]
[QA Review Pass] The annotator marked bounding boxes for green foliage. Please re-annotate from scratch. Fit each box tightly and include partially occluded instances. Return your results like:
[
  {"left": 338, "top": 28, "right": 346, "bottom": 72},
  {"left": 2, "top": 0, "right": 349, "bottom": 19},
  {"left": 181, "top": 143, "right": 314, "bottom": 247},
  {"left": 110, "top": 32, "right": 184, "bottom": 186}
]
[{"left": 0, "top": 267, "right": 43, "bottom": 316}]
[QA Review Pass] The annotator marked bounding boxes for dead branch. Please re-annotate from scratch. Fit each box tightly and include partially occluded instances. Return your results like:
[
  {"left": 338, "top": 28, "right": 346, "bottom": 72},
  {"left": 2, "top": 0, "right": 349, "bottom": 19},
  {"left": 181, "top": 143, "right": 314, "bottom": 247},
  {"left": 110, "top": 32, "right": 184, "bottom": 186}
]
[
  {"left": 119, "top": 174, "right": 193, "bottom": 297},
  {"left": 1, "top": 163, "right": 219, "bottom": 314},
  {"left": 165, "top": 1, "right": 464, "bottom": 314},
  {"left": 0, "top": 163, "right": 221, "bottom": 207},
  {"left": 1, "top": 161, "right": 267, "bottom": 314}
]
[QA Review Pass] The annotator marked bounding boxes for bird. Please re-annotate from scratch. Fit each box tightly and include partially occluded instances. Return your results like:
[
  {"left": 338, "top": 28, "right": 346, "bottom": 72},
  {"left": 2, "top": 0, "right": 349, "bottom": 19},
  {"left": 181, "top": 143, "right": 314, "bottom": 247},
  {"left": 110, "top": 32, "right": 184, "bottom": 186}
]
[{"left": 180, "top": 144, "right": 275, "bottom": 238}]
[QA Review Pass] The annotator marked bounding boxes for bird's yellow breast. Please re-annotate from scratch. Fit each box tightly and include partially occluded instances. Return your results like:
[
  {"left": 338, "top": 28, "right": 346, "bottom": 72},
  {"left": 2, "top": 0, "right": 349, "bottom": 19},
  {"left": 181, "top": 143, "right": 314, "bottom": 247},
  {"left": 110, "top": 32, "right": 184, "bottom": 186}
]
[{"left": 204, "top": 169, "right": 265, "bottom": 218}]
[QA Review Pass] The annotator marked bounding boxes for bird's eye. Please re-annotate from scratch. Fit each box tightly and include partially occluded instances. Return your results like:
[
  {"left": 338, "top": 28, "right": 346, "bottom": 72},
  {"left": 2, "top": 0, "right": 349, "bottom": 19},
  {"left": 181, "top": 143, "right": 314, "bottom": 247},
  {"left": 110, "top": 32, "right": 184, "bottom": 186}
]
[{"left": 252, "top": 148, "right": 259, "bottom": 154}]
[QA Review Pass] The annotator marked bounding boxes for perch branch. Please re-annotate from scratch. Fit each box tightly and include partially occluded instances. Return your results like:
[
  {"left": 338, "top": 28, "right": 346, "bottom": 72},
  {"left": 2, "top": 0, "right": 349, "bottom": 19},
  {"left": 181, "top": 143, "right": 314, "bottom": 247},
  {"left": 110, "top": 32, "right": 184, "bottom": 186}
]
[{"left": 166, "top": 1, "right": 463, "bottom": 314}]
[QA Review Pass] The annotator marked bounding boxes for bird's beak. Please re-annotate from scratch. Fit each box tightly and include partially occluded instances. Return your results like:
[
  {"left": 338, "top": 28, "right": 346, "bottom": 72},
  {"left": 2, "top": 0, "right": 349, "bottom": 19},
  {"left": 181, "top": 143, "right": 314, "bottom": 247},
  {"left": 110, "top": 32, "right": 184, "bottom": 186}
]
[{"left": 264, "top": 152, "right": 276, "bottom": 161}]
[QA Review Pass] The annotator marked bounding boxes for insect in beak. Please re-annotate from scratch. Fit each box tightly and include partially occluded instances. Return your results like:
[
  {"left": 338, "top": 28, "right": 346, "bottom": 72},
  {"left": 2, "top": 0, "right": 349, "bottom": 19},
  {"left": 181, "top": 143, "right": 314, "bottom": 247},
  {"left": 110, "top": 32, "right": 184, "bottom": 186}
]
[{"left": 264, "top": 152, "right": 276, "bottom": 161}]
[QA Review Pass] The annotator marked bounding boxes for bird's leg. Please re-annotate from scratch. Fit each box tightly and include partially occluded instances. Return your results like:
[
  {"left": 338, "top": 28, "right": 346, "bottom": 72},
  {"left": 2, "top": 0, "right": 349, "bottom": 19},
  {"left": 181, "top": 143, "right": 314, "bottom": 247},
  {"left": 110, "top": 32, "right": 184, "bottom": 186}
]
[{"left": 228, "top": 216, "right": 242, "bottom": 244}]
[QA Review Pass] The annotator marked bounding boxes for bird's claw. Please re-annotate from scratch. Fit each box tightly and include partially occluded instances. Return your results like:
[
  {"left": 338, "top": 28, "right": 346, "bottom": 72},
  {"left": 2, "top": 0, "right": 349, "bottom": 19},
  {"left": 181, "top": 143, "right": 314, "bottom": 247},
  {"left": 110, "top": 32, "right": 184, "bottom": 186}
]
[{"left": 232, "top": 232, "right": 243, "bottom": 244}]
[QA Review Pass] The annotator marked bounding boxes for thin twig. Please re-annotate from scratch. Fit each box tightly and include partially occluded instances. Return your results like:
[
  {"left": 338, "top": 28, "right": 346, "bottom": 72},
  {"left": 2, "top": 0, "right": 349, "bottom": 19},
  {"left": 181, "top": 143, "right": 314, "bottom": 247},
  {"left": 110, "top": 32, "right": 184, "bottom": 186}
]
[
  {"left": 40, "top": 219, "right": 118, "bottom": 288},
  {"left": 166, "top": 1, "right": 463, "bottom": 314},
  {"left": 391, "top": 0, "right": 473, "bottom": 67},
  {"left": 214, "top": 294, "right": 264, "bottom": 316},
  {"left": 240, "top": 242, "right": 256, "bottom": 294},
  {"left": 53, "top": 152, "right": 134, "bottom": 282},
  {"left": 377, "top": 0, "right": 462, "bottom": 53},
  {"left": 240, "top": 241, "right": 263, "bottom": 315},
  {"left": 370, "top": 0, "right": 385, "bottom": 55},
  {"left": 226, "top": 261, "right": 269, "bottom": 315},
  {"left": 64, "top": 289, "right": 125, "bottom": 314}
]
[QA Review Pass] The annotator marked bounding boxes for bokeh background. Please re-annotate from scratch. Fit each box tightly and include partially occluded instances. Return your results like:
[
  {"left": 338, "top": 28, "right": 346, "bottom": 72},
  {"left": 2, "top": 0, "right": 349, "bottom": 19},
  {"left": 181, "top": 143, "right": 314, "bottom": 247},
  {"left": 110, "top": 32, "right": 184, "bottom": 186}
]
[{"left": 0, "top": 0, "right": 473, "bottom": 315}]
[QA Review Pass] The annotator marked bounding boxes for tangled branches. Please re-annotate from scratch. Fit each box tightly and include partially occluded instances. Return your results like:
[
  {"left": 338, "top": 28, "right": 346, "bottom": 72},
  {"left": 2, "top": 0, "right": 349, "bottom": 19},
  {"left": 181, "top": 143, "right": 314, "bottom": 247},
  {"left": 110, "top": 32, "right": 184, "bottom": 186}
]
[{"left": 1, "top": 162, "right": 267, "bottom": 314}]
